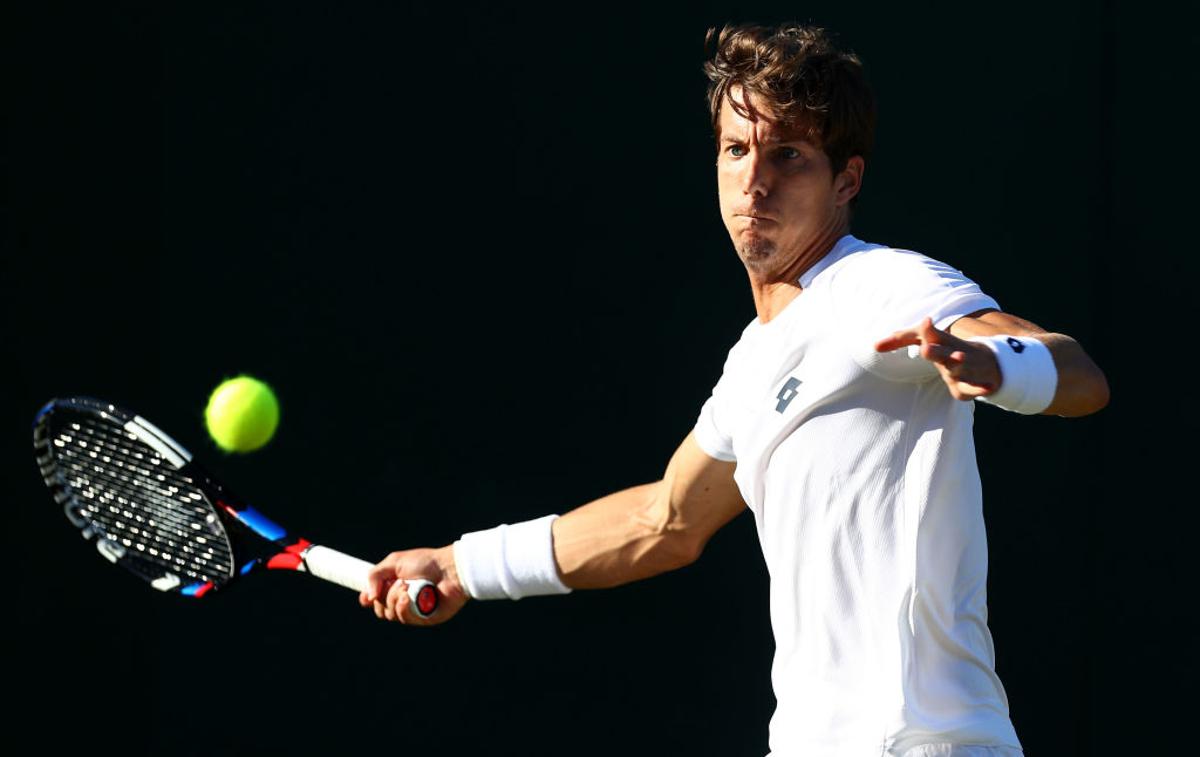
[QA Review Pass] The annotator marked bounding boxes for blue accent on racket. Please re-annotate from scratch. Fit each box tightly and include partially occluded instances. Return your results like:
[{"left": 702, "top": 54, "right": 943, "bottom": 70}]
[
  {"left": 235, "top": 507, "right": 288, "bottom": 541},
  {"left": 33, "top": 400, "right": 55, "bottom": 428}
]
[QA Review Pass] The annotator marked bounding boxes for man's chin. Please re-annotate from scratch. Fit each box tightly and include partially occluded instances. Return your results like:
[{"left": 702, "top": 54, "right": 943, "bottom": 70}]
[{"left": 737, "top": 239, "right": 776, "bottom": 272}]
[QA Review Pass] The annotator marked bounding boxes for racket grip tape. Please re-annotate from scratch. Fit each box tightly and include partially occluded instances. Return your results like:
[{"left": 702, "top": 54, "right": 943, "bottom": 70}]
[{"left": 302, "top": 545, "right": 439, "bottom": 618}]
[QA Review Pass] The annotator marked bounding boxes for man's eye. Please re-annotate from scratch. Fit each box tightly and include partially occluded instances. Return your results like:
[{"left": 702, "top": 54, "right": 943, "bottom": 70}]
[
  {"left": 727, "top": 145, "right": 747, "bottom": 157},
  {"left": 780, "top": 147, "right": 802, "bottom": 160}
]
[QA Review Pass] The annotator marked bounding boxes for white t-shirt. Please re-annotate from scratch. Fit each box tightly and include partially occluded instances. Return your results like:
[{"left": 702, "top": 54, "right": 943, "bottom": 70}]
[{"left": 693, "top": 235, "right": 1023, "bottom": 756}]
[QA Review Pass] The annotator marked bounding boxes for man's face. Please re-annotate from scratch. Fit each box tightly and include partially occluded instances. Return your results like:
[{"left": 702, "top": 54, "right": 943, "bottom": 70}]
[{"left": 716, "top": 91, "right": 855, "bottom": 280}]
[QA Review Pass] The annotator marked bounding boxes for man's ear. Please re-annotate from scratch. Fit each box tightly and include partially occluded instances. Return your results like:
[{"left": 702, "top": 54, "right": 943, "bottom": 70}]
[{"left": 834, "top": 156, "right": 865, "bottom": 206}]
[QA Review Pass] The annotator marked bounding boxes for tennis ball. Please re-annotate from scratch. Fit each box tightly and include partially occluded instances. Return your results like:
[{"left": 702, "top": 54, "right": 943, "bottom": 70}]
[{"left": 204, "top": 375, "right": 280, "bottom": 453}]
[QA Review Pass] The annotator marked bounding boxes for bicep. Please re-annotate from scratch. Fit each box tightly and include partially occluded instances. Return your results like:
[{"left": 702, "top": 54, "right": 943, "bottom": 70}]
[
  {"left": 549, "top": 433, "right": 744, "bottom": 587},
  {"left": 653, "top": 431, "right": 745, "bottom": 553}
]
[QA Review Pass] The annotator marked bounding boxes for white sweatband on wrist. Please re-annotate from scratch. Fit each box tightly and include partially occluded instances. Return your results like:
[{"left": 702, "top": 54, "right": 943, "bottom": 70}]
[
  {"left": 969, "top": 335, "right": 1058, "bottom": 414},
  {"left": 452, "top": 514, "right": 572, "bottom": 600}
]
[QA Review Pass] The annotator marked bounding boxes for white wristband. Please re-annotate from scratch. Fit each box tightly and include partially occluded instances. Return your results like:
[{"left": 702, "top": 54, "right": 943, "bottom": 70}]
[
  {"left": 969, "top": 335, "right": 1058, "bottom": 414},
  {"left": 452, "top": 514, "right": 572, "bottom": 600}
]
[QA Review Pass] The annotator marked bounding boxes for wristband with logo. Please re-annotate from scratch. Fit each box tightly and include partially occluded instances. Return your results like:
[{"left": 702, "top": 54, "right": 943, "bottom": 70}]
[{"left": 969, "top": 335, "right": 1057, "bottom": 415}]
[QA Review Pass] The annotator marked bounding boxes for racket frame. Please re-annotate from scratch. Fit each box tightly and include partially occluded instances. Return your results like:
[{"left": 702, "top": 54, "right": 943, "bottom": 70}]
[{"left": 34, "top": 397, "right": 438, "bottom": 616}]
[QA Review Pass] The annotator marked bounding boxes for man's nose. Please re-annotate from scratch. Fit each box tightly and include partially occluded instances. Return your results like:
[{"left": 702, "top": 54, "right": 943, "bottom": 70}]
[{"left": 741, "top": 153, "right": 770, "bottom": 197}]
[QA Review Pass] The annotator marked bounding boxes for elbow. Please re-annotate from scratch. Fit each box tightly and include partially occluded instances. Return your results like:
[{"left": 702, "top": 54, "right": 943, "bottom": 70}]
[
  {"left": 661, "top": 531, "right": 706, "bottom": 570},
  {"left": 1091, "top": 372, "right": 1111, "bottom": 414},
  {"left": 1055, "top": 369, "right": 1110, "bottom": 417},
  {"left": 626, "top": 530, "right": 700, "bottom": 578},
  {"left": 642, "top": 484, "right": 707, "bottom": 572},
  {"left": 1051, "top": 341, "right": 1110, "bottom": 417},
  {"left": 1077, "top": 364, "right": 1111, "bottom": 416},
  {"left": 644, "top": 513, "right": 706, "bottom": 572}
]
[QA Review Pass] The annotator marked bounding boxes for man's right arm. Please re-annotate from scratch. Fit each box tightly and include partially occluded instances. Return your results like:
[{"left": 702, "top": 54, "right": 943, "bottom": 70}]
[
  {"left": 551, "top": 431, "right": 743, "bottom": 589},
  {"left": 362, "top": 431, "right": 744, "bottom": 623}
]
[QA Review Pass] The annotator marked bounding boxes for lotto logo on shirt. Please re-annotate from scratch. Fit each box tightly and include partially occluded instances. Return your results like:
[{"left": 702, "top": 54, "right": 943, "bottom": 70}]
[{"left": 776, "top": 377, "right": 802, "bottom": 413}]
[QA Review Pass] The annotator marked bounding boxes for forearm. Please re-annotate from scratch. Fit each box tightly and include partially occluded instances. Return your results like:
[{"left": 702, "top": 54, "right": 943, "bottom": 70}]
[
  {"left": 1026, "top": 333, "right": 1109, "bottom": 417},
  {"left": 551, "top": 482, "right": 699, "bottom": 590},
  {"left": 442, "top": 435, "right": 740, "bottom": 608},
  {"left": 951, "top": 313, "right": 1109, "bottom": 417},
  {"left": 366, "top": 436, "right": 739, "bottom": 623}
]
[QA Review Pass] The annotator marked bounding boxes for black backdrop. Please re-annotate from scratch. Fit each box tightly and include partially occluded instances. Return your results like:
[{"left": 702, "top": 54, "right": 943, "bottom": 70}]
[{"left": 5, "top": 2, "right": 1197, "bottom": 755}]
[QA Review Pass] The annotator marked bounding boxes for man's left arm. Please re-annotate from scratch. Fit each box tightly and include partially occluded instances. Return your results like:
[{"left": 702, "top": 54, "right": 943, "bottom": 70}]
[{"left": 875, "top": 309, "right": 1110, "bottom": 417}]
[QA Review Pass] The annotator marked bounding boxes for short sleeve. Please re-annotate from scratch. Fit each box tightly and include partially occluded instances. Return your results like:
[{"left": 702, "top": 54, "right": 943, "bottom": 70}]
[
  {"left": 831, "top": 250, "right": 1000, "bottom": 383},
  {"left": 692, "top": 346, "right": 739, "bottom": 462},
  {"left": 693, "top": 391, "right": 736, "bottom": 462}
]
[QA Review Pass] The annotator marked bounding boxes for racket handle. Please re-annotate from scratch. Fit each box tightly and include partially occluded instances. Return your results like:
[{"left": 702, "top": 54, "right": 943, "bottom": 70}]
[{"left": 302, "top": 545, "right": 439, "bottom": 618}]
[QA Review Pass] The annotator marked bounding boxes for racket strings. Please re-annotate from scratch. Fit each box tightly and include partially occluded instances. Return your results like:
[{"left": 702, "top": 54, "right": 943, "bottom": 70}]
[
  {"left": 47, "top": 415, "right": 235, "bottom": 585},
  {"left": 61, "top": 421, "right": 208, "bottom": 532}
]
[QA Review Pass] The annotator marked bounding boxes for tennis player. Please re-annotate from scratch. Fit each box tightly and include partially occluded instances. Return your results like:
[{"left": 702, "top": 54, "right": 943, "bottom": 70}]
[{"left": 361, "top": 23, "right": 1108, "bottom": 756}]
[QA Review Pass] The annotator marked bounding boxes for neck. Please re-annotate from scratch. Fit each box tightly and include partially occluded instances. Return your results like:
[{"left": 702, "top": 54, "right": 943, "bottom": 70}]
[{"left": 749, "top": 217, "right": 850, "bottom": 324}]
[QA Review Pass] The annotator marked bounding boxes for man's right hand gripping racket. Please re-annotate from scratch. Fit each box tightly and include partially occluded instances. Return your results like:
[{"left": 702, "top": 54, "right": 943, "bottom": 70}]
[{"left": 32, "top": 396, "right": 439, "bottom": 616}]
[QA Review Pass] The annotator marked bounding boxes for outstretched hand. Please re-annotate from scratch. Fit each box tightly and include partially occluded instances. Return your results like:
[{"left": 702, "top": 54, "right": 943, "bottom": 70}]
[
  {"left": 875, "top": 317, "right": 1001, "bottom": 400},
  {"left": 359, "top": 544, "right": 470, "bottom": 626}
]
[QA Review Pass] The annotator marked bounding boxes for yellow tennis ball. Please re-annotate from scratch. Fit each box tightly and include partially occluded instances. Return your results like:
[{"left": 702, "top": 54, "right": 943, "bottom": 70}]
[{"left": 204, "top": 375, "right": 280, "bottom": 453}]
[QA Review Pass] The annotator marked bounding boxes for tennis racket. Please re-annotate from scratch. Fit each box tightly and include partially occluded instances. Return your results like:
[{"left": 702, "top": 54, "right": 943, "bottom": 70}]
[{"left": 32, "top": 396, "right": 439, "bottom": 617}]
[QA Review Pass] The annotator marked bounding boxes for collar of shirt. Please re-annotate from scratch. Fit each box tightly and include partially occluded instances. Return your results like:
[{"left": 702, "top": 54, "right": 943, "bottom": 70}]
[{"left": 797, "top": 233, "right": 866, "bottom": 289}]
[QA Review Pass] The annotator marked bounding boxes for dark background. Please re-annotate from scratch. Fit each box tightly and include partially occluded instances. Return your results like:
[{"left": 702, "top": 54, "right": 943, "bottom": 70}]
[{"left": 5, "top": 2, "right": 1196, "bottom": 755}]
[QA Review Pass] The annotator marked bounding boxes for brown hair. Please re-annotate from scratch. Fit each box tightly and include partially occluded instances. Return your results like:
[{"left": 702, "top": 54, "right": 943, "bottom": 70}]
[{"left": 703, "top": 23, "right": 876, "bottom": 176}]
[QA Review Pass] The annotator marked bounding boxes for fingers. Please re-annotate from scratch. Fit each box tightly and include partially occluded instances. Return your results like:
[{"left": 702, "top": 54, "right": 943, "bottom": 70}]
[
  {"left": 874, "top": 329, "right": 920, "bottom": 353},
  {"left": 930, "top": 349, "right": 978, "bottom": 382},
  {"left": 915, "top": 321, "right": 976, "bottom": 369},
  {"left": 930, "top": 348, "right": 997, "bottom": 400},
  {"left": 386, "top": 579, "right": 414, "bottom": 623},
  {"left": 875, "top": 317, "right": 942, "bottom": 353},
  {"left": 364, "top": 552, "right": 405, "bottom": 621},
  {"left": 952, "top": 382, "right": 993, "bottom": 399},
  {"left": 361, "top": 545, "right": 467, "bottom": 626},
  {"left": 365, "top": 556, "right": 398, "bottom": 604},
  {"left": 920, "top": 341, "right": 962, "bottom": 367},
  {"left": 875, "top": 320, "right": 929, "bottom": 352},
  {"left": 876, "top": 317, "right": 1002, "bottom": 402},
  {"left": 361, "top": 548, "right": 435, "bottom": 625}
]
